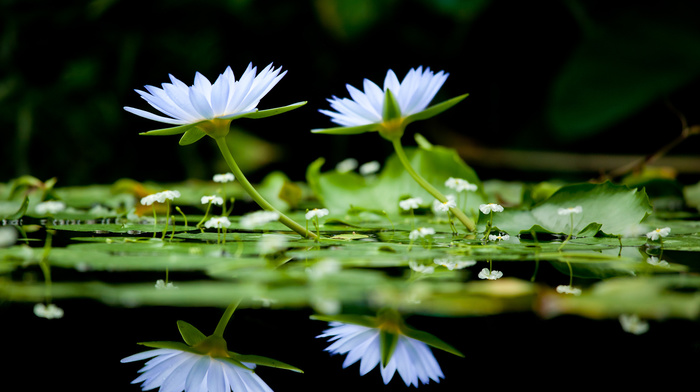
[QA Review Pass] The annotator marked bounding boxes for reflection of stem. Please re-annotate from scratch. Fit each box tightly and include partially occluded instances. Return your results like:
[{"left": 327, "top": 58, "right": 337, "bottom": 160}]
[
  {"left": 214, "top": 137, "right": 317, "bottom": 239},
  {"left": 530, "top": 229, "right": 540, "bottom": 282},
  {"left": 558, "top": 214, "right": 574, "bottom": 251},
  {"left": 391, "top": 139, "right": 475, "bottom": 232},
  {"left": 39, "top": 231, "right": 53, "bottom": 303},
  {"left": 213, "top": 299, "right": 242, "bottom": 338},
  {"left": 566, "top": 260, "right": 573, "bottom": 286}
]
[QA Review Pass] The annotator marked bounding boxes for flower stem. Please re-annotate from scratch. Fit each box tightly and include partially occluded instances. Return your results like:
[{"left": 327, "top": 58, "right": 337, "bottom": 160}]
[
  {"left": 558, "top": 214, "right": 574, "bottom": 251},
  {"left": 214, "top": 136, "right": 317, "bottom": 239},
  {"left": 213, "top": 299, "right": 242, "bottom": 338},
  {"left": 391, "top": 139, "right": 475, "bottom": 232}
]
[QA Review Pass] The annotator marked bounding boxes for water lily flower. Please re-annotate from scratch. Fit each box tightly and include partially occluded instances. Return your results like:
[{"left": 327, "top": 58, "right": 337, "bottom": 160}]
[
  {"left": 201, "top": 195, "right": 224, "bottom": 205},
  {"left": 336, "top": 158, "right": 359, "bottom": 173},
  {"left": 306, "top": 208, "right": 330, "bottom": 220},
  {"left": 434, "top": 199, "right": 457, "bottom": 212},
  {"left": 445, "top": 177, "right": 477, "bottom": 192},
  {"left": 35, "top": 200, "right": 66, "bottom": 215},
  {"left": 204, "top": 216, "right": 231, "bottom": 229},
  {"left": 33, "top": 303, "right": 64, "bottom": 319},
  {"left": 433, "top": 257, "right": 476, "bottom": 270},
  {"left": 555, "top": 285, "right": 582, "bottom": 296},
  {"left": 314, "top": 310, "right": 462, "bottom": 387},
  {"left": 557, "top": 206, "right": 583, "bottom": 215},
  {"left": 409, "top": 261, "right": 435, "bottom": 274},
  {"left": 399, "top": 197, "right": 424, "bottom": 211},
  {"left": 213, "top": 172, "right": 235, "bottom": 183},
  {"left": 479, "top": 203, "right": 504, "bottom": 214},
  {"left": 619, "top": 314, "right": 649, "bottom": 335},
  {"left": 240, "top": 210, "right": 280, "bottom": 229},
  {"left": 122, "top": 303, "right": 301, "bottom": 392},
  {"left": 646, "top": 256, "right": 670, "bottom": 267},
  {"left": 359, "top": 161, "right": 381, "bottom": 176},
  {"left": 488, "top": 233, "right": 510, "bottom": 241},
  {"left": 409, "top": 227, "right": 436, "bottom": 240},
  {"left": 478, "top": 268, "right": 503, "bottom": 280},
  {"left": 646, "top": 227, "right": 671, "bottom": 241}
]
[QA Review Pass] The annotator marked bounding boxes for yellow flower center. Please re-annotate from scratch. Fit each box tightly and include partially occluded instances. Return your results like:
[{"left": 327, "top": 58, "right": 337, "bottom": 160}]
[
  {"left": 196, "top": 118, "right": 233, "bottom": 139},
  {"left": 192, "top": 336, "right": 230, "bottom": 358}
]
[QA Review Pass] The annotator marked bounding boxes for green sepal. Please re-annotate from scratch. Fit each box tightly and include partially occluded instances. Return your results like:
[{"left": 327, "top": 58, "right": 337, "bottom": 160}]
[
  {"left": 242, "top": 101, "right": 307, "bottom": 119},
  {"left": 311, "top": 123, "right": 379, "bottom": 135},
  {"left": 177, "top": 320, "right": 207, "bottom": 346},
  {"left": 139, "top": 122, "right": 204, "bottom": 136},
  {"left": 382, "top": 89, "right": 402, "bottom": 122},
  {"left": 138, "top": 341, "right": 199, "bottom": 354},
  {"left": 404, "top": 93, "right": 469, "bottom": 125},
  {"left": 400, "top": 326, "right": 464, "bottom": 357},
  {"left": 229, "top": 353, "right": 304, "bottom": 373},
  {"left": 219, "top": 357, "right": 255, "bottom": 371},
  {"left": 379, "top": 330, "right": 399, "bottom": 366},
  {"left": 179, "top": 127, "right": 207, "bottom": 145},
  {"left": 310, "top": 314, "right": 378, "bottom": 328}
]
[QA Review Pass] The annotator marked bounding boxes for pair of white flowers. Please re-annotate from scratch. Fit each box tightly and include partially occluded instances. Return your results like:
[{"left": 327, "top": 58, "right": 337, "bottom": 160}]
[
  {"left": 305, "top": 208, "right": 329, "bottom": 220},
  {"left": 140, "top": 190, "right": 181, "bottom": 205},
  {"left": 445, "top": 177, "right": 477, "bottom": 192},
  {"left": 335, "top": 158, "right": 381, "bottom": 176},
  {"left": 35, "top": 200, "right": 66, "bottom": 215}
]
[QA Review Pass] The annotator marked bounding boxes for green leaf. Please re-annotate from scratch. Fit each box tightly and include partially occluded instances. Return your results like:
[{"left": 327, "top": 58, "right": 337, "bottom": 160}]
[
  {"left": 382, "top": 89, "right": 401, "bottom": 122},
  {"left": 139, "top": 122, "right": 203, "bottom": 136},
  {"left": 139, "top": 341, "right": 198, "bottom": 354},
  {"left": 310, "top": 314, "right": 378, "bottom": 328},
  {"left": 242, "top": 101, "right": 307, "bottom": 119},
  {"left": 178, "top": 127, "right": 207, "bottom": 145},
  {"left": 311, "top": 123, "right": 379, "bottom": 135},
  {"left": 229, "top": 353, "right": 303, "bottom": 373},
  {"left": 490, "top": 182, "right": 652, "bottom": 236},
  {"left": 404, "top": 94, "right": 468, "bottom": 125},
  {"left": 2, "top": 196, "right": 28, "bottom": 220},
  {"left": 400, "top": 326, "right": 464, "bottom": 357},
  {"left": 379, "top": 330, "right": 399, "bottom": 366},
  {"left": 177, "top": 320, "right": 206, "bottom": 346}
]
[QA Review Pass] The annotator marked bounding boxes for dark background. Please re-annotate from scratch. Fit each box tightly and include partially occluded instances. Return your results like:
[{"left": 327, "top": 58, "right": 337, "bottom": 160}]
[
  {"left": 2, "top": 1, "right": 700, "bottom": 391},
  {"left": 2, "top": 0, "right": 700, "bottom": 187}
]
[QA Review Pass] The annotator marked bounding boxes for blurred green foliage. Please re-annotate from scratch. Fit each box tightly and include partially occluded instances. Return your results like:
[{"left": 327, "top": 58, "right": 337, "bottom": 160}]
[{"left": 1, "top": 0, "right": 698, "bottom": 186}]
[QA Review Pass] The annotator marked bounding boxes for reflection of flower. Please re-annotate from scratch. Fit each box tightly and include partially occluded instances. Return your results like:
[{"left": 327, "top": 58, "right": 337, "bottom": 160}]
[
  {"left": 555, "top": 285, "right": 581, "bottom": 296},
  {"left": 318, "top": 321, "right": 444, "bottom": 386},
  {"left": 306, "top": 208, "right": 329, "bottom": 220},
  {"left": 478, "top": 268, "right": 503, "bottom": 280},
  {"left": 409, "top": 227, "right": 435, "bottom": 240},
  {"left": 257, "top": 234, "right": 289, "bottom": 255},
  {"left": 125, "top": 64, "right": 286, "bottom": 126},
  {"left": 359, "top": 161, "right": 381, "bottom": 176},
  {"left": 122, "top": 348, "right": 272, "bottom": 392},
  {"left": 488, "top": 233, "right": 509, "bottom": 242},
  {"left": 155, "top": 279, "right": 177, "bottom": 290},
  {"left": 557, "top": 206, "right": 582, "bottom": 215},
  {"left": 646, "top": 256, "right": 670, "bottom": 267},
  {"left": 213, "top": 173, "right": 235, "bottom": 183},
  {"left": 399, "top": 197, "right": 423, "bottom": 211},
  {"left": 479, "top": 203, "right": 504, "bottom": 214},
  {"left": 336, "top": 158, "right": 358, "bottom": 173},
  {"left": 409, "top": 261, "right": 435, "bottom": 274},
  {"left": 619, "top": 314, "right": 649, "bottom": 335},
  {"left": 204, "top": 216, "right": 231, "bottom": 229},
  {"left": 433, "top": 257, "right": 476, "bottom": 270},
  {"left": 35, "top": 200, "right": 66, "bottom": 215},
  {"left": 240, "top": 210, "right": 280, "bottom": 229},
  {"left": 34, "top": 303, "right": 64, "bottom": 319},
  {"left": 646, "top": 227, "right": 670, "bottom": 241}
]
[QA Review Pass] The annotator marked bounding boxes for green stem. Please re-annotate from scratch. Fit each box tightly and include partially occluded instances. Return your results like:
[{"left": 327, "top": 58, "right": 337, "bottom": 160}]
[
  {"left": 558, "top": 214, "right": 574, "bottom": 251},
  {"left": 214, "top": 137, "right": 317, "bottom": 240},
  {"left": 213, "top": 299, "right": 242, "bottom": 338},
  {"left": 391, "top": 139, "right": 475, "bottom": 232}
]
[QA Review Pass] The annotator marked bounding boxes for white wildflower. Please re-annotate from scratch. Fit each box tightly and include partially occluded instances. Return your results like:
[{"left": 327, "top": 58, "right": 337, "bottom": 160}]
[
  {"left": 478, "top": 268, "right": 503, "bottom": 280},
  {"left": 479, "top": 203, "right": 504, "bottom": 214}
]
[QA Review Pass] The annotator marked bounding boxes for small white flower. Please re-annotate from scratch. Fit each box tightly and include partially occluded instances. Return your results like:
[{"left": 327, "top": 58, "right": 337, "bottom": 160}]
[
  {"left": 556, "top": 285, "right": 582, "bottom": 296},
  {"left": 619, "top": 314, "right": 649, "bottom": 335},
  {"left": 155, "top": 279, "right": 178, "bottom": 290},
  {"left": 122, "top": 348, "right": 273, "bottom": 392},
  {"left": 204, "top": 216, "right": 232, "bottom": 229},
  {"left": 479, "top": 203, "right": 504, "bottom": 214},
  {"left": 409, "top": 261, "right": 435, "bottom": 274},
  {"left": 399, "top": 197, "right": 423, "bottom": 211},
  {"left": 432, "top": 194, "right": 456, "bottom": 215},
  {"left": 646, "top": 256, "right": 670, "bottom": 267},
  {"left": 201, "top": 195, "right": 224, "bottom": 205},
  {"left": 0, "top": 227, "right": 17, "bottom": 248},
  {"left": 478, "top": 268, "right": 503, "bottom": 280},
  {"left": 213, "top": 172, "right": 236, "bottom": 183},
  {"left": 257, "top": 234, "right": 289, "bottom": 255},
  {"left": 445, "top": 177, "right": 477, "bottom": 192},
  {"left": 488, "top": 233, "right": 510, "bottom": 241},
  {"left": 409, "top": 227, "right": 435, "bottom": 240},
  {"left": 646, "top": 227, "right": 671, "bottom": 241},
  {"left": 140, "top": 194, "right": 159, "bottom": 206},
  {"left": 434, "top": 199, "right": 457, "bottom": 212},
  {"left": 240, "top": 210, "right": 280, "bottom": 229},
  {"left": 33, "top": 303, "right": 64, "bottom": 319},
  {"left": 336, "top": 158, "right": 359, "bottom": 173},
  {"left": 306, "top": 208, "right": 330, "bottom": 220},
  {"left": 433, "top": 257, "right": 476, "bottom": 270},
  {"left": 156, "top": 190, "right": 181, "bottom": 202},
  {"left": 318, "top": 321, "right": 444, "bottom": 386},
  {"left": 35, "top": 201, "right": 66, "bottom": 215},
  {"left": 557, "top": 206, "right": 583, "bottom": 215},
  {"left": 359, "top": 161, "right": 381, "bottom": 175}
]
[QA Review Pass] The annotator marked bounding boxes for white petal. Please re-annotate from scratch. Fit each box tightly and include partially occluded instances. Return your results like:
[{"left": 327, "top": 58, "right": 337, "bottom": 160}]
[
  {"left": 226, "top": 63, "right": 256, "bottom": 113},
  {"left": 346, "top": 84, "right": 382, "bottom": 118},
  {"left": 185, "top": 356, "right": 210, "bottom": 392},
  {"left": 192, "top": 72, "right": 213, "bottom": 102},
  {"left": 124, "top": 106, "right": 188, "bottom": 125},
  {"left": 188, "top": 87, "right": 215, "bottom": 119},
  {"left": 159, "top": 354, "right": 200, "bottom": 392},
  {"left": 363, "top": 78, "right": 385, "bottom": 114},
  {"left": 383, "top": 69, "right": 401, "bottom": 97},
  {"left": 207, "top": 360, "right": 226, "bottom": 392},
  {"left": 210, "top": 73, "right": 231, "bottom": 116}
]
